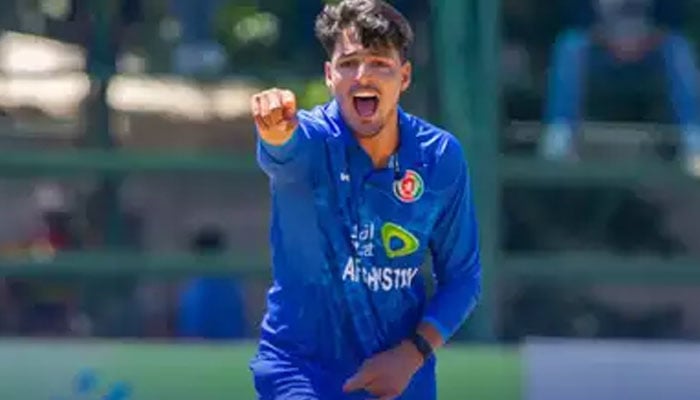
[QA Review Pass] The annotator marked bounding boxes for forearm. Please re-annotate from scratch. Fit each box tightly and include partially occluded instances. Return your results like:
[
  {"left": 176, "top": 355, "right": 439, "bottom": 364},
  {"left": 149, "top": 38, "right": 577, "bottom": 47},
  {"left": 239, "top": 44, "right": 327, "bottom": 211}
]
[
  {"left": 403, "top": 274, "right": 480, "bottom": 365},
  {"left": 257, "top": 126, "right": 301, "bottom": 163},
  {"left": 420, "top": 270, "right": 481, "bottom": 344},
  {"left": 256, "top": 123, "right": 313, "bottom": 181},
  {"left": 397, "top": 321, "right": 444, "bottom": 368},
  {"left": 415, "top": 321, "right": 444, "bottom": 351},
  {"left": 258, "top": 114, "right": 298, "bottom": 145}
]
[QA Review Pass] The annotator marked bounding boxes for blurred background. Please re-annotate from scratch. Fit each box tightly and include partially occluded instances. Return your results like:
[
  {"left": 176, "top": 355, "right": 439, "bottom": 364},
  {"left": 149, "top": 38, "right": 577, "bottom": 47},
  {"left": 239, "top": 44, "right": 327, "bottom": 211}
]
[{"left": 0, "top": 0, "right": 699, "bottom": 399}]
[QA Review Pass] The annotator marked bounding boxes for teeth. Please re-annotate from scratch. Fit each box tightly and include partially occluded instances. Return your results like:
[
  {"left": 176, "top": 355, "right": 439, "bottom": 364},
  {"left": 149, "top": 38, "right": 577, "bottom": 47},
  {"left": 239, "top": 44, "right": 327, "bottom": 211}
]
[{"left": 354, "top": 93, "right": 377, "bottom": 98}]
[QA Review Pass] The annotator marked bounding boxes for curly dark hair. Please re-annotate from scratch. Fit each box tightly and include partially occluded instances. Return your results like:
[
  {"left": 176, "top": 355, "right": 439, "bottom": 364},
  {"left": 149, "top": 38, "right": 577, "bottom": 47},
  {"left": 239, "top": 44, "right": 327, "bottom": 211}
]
[{"left": 314, "top": 0, "right": 414, "bottom": 61}]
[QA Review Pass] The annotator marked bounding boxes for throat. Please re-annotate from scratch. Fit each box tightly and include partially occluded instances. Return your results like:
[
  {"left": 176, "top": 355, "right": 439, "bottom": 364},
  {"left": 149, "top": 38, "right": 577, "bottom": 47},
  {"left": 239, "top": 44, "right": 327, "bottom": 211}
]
[
  {"left": 353, "top": 109, "right": 400, "bottom": 168},
  {"left": 368, "top": 152, "right": 392, "bottom": 169},
  {"left": 357, "top": 131, "right": 398, "bottom": 169}
]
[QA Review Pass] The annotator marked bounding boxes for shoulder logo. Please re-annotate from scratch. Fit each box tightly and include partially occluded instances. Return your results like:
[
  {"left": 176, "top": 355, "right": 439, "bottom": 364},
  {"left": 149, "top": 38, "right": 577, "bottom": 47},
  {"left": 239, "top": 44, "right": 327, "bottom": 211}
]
[
  {"left": 393, "top": 169, "right": 424, "bottom": 203},
  {"left": 381, "top": 222, "right": 419, "bottom": 258}
]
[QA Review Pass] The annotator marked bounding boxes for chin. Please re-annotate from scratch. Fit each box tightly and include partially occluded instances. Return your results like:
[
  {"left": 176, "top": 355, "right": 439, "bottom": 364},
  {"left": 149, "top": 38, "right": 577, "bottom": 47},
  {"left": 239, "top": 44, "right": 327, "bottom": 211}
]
[
  {"left": 350, "top": 120, "right": 383, "bottom": 138},
  {"left": 340, "top": 108, "right": 382, "bottom": 137},
  {"left": 354, "top": 129, "right": 382, "bottom": 138}
]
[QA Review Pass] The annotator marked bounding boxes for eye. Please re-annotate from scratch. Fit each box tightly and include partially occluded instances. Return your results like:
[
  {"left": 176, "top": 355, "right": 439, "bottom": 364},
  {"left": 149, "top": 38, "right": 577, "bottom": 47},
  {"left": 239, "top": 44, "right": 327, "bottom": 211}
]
[
  {"left": 370, "top": 60, "right": 391, "bottom": 68},
  {"left": 338, "top": 59, "right": 358, "bottom": 68}
]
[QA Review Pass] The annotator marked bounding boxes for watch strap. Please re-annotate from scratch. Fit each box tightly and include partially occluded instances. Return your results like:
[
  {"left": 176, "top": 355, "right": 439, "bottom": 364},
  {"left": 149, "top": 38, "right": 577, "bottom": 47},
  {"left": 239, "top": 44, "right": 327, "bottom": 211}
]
[{"left": 410, "top": 333, "right": 434, "bottom": 362}]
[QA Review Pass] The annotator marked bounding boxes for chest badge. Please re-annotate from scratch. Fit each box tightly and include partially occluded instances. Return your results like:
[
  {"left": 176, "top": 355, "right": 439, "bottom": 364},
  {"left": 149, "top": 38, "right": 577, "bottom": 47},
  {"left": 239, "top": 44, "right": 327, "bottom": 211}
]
[{"left": 393, "top": 169, "right": 424, "bottom": 203}]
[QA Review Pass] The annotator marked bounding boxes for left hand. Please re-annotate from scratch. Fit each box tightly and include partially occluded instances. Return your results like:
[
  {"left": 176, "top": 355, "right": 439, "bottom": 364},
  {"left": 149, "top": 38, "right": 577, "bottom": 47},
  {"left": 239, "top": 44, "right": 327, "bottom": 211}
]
[{"left": 343, "top": 340, "right": 424, "bottom": 400}]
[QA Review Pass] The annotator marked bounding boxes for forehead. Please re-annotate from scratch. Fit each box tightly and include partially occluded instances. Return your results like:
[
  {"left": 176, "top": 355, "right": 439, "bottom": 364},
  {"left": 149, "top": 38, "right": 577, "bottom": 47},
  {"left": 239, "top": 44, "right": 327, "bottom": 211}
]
[{"left": 332, "top": 27, "right": 400, "bottom": 60}]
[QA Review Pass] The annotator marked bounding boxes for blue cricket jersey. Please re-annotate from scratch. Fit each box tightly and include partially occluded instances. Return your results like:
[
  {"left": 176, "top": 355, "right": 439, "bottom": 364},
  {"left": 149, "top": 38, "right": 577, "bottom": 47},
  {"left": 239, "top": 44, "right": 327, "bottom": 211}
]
[{"left": 253, "top": 99, "right": 481, "bottom": 374}]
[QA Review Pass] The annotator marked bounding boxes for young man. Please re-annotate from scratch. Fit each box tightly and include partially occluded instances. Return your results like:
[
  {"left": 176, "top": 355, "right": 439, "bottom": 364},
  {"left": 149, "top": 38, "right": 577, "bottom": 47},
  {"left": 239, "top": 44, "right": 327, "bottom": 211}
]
[{"left": 249, "top": 1, "right": 481, "bottom": 399}]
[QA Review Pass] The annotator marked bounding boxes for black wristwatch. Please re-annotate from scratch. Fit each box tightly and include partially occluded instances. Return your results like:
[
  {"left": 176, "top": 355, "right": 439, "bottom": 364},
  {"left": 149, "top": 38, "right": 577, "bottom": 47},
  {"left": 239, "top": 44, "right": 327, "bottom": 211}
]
[{"left": 410, "top": 333, "right": 434, "bottom": 362}]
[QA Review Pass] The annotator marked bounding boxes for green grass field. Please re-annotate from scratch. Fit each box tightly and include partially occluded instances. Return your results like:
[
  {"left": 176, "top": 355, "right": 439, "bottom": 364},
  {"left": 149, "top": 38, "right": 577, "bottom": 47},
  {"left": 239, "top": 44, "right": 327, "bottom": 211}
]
[{"left": 0, "top": 339, "right": 521, "bottom": 400}]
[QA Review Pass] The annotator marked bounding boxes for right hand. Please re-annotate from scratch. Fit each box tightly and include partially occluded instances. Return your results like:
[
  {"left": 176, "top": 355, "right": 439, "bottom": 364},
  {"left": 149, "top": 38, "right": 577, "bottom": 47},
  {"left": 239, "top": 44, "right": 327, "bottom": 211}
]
[{"left": 251, "top": 88, "right": 298, "bottom": 146}]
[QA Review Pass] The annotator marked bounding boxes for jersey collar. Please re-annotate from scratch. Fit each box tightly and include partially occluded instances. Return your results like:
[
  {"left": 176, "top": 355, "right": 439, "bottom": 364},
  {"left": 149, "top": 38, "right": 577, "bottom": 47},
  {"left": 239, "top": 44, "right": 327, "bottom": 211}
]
[{"left": 324, "top": 99, "right": 421, "bottom": 170}]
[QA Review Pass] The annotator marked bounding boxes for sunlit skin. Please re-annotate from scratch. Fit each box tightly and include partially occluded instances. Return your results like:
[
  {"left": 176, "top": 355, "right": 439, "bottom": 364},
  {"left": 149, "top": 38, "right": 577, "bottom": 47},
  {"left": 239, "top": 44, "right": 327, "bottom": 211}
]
[{"left": 325, "top": 27, "right": 411, "bottom": 168}]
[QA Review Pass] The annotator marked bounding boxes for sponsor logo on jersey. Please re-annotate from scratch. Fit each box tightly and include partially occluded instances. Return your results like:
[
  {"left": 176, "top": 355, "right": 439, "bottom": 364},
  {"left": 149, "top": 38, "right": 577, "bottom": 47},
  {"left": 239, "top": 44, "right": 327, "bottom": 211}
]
[
  {"left": 342, "top": 257, "right": 420, "bottom": 292},
  {"left": 393, "top": 169, "right": 424, "bottom": 203},
  {"left": 343, "top": 222, "right": 421, "bottom": 291},
  {"left": 381, "top": 222, "right": 419, "bottom": 259}
]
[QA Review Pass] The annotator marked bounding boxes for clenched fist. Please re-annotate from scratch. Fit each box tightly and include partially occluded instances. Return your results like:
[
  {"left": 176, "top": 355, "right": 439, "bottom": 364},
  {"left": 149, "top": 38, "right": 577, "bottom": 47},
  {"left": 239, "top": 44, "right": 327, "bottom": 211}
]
[{"left": 251, "top": 88, "right": 298, "bottom": 146}]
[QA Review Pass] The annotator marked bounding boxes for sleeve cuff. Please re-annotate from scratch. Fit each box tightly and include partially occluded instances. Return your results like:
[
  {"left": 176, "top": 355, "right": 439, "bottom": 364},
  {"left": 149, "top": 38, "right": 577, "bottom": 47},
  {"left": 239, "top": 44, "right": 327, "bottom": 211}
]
[
  {"left": 259, "top": 127, "right": 300, "bottom": 162},
  {"left": 421, "top": 316, "right": 451, "bottom": 343}
]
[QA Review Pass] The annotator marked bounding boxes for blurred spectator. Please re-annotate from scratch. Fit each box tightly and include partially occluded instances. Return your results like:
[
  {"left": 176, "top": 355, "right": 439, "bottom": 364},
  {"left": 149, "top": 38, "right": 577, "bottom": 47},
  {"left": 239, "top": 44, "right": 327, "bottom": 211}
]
[
  {"left": 59, "top": 0, "right": 142, "bottom": 74},
  {"left": 0, "top": 183, "right": 84, "bottom": 336},
  {"left": 540, "top": 0, "right": 700, "bottom": 174},
  {"left": 177, "top": 227, "right": 246, "bottom": 340}
]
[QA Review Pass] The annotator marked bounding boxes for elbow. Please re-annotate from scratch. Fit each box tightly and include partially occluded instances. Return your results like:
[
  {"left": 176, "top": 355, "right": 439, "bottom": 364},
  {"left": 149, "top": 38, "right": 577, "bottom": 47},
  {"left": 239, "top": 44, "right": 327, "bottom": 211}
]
[
  {"left": 464, "top": 266, "right": 482, "bottom": 313},
  {"left": 473, "top": 262, "right": 483, "bottom": 301},
  {"left": 459, "top": 260, "right": 483, "bottom": 316},
  {"left": 441, "top": 261, "right": 482, "bottom": 313}
]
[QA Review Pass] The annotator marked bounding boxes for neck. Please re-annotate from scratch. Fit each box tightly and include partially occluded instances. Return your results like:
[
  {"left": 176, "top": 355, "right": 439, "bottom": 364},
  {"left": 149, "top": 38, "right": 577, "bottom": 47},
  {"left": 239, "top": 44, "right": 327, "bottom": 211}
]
[{"left": 356, "top": 110, "right": 399, "bottom": 168}]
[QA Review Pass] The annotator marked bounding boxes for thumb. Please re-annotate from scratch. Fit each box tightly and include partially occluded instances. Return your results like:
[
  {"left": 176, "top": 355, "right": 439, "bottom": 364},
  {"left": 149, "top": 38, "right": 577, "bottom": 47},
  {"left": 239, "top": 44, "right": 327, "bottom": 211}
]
[{"left": 343, "top": 369, "right": 372, "bottom": 393}]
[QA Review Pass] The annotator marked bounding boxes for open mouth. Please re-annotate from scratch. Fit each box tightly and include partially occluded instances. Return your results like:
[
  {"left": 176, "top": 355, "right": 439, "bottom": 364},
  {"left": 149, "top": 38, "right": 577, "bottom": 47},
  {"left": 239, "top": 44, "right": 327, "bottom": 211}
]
[{"left": 353, "top": 94, "right": 379, "bottom": 119}]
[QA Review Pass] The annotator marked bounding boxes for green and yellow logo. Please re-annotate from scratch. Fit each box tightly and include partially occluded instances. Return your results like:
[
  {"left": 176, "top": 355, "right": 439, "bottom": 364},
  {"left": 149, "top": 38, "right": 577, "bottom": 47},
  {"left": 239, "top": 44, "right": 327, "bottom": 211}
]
[{"left": 381, "top": 222, "right": 420, "bottom": 258}]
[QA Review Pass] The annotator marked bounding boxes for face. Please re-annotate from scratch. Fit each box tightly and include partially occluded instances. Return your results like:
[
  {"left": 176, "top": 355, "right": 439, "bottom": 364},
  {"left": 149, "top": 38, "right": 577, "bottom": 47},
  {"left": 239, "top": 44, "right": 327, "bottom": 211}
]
[{"left": 325, "top": 27, "right": 411, "bottom": 138}]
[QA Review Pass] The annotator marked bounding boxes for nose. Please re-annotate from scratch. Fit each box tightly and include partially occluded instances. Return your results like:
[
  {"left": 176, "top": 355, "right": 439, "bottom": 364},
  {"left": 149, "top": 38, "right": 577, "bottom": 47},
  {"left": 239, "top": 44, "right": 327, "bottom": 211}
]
[{"left": 354, "top": 61, "right": 371, "bottom": 84}]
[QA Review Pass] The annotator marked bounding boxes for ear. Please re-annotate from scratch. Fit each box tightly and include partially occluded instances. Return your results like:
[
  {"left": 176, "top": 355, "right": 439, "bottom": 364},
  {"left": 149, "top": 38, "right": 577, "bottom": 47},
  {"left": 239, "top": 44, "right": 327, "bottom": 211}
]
[
  {"left": 400, "top": 61, "right": 412, "bottom": 92},
  {"left": 324, "top": 61, "right": 333, "bottom": 90}
]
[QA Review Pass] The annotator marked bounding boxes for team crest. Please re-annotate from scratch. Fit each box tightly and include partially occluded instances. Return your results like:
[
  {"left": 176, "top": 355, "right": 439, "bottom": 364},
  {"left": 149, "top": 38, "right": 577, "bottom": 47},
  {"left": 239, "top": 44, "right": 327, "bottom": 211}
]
[{"left": 393, "top": 169, "right": 424, "bottom": 203}]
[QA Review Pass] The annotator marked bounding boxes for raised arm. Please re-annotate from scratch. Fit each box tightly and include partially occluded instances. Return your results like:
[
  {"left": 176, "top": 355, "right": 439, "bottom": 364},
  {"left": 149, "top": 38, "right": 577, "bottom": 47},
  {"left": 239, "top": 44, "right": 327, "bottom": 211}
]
[{"left": 251, "top": 88, "right": 314, "bottom": 181}]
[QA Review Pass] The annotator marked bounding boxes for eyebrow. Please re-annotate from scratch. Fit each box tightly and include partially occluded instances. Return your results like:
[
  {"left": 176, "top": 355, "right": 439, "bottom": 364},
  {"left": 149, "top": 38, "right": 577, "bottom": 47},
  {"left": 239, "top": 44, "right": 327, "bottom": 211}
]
[{"left": 338, "top": 49, "right": 395, "bottom": 59}]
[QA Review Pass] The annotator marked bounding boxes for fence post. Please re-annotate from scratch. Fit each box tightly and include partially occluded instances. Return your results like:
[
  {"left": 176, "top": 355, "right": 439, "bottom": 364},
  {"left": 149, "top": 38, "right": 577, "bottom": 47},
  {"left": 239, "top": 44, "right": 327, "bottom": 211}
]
[
  {"left": 86, "top": 1, "right": 125, "bottom": 248},
  {"left": 432, "top": 0, "right": 501, "bottom": 341}
]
